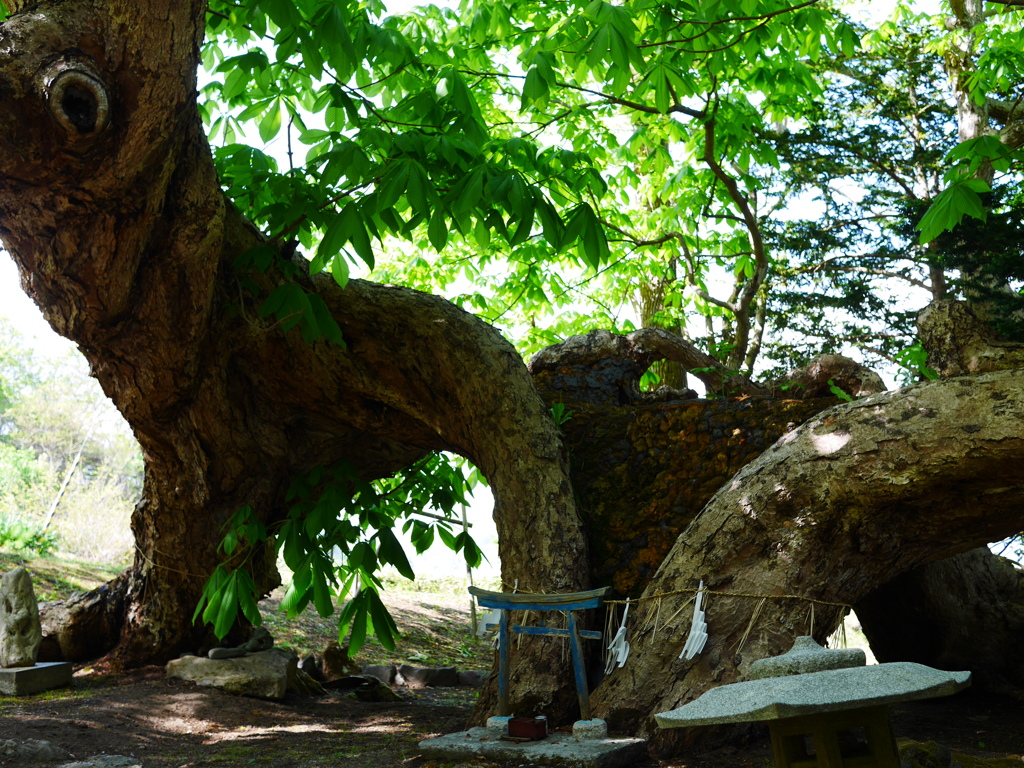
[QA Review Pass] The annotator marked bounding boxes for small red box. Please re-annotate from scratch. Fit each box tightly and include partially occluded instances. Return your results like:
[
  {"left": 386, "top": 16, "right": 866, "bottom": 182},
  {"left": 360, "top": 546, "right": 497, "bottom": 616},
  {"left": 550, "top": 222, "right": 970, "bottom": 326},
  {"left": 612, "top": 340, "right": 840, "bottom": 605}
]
[{"left": 508, "top": 716, "right": 548, "bottom": 740}]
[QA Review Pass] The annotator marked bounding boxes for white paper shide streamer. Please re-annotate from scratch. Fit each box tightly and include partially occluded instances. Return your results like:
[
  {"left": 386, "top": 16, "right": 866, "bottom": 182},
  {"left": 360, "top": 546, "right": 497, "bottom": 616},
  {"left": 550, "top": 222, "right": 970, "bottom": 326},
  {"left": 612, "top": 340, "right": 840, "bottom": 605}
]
[
  {"left": 604, "top": 598, "right": 630, "bottom": 674},
  {"left": 680, "top": 581, "right": 709, "bottom": 660}
]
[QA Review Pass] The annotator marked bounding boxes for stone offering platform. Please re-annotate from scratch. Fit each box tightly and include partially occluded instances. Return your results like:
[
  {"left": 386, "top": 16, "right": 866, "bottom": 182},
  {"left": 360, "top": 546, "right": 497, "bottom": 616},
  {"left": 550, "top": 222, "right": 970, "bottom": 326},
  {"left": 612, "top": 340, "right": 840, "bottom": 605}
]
[
  {"left": 0, "top": 661, "right": 73, "bottom": 696},
  {"left": 419, "top": 727, "right": 646, "bottom": 768}
]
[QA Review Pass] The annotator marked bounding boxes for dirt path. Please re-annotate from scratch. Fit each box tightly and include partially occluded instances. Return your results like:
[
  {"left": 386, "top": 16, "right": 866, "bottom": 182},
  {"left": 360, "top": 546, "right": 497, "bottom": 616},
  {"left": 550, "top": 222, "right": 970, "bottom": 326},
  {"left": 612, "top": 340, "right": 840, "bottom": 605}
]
[
  {"left": 3, "top": 553, "right": 1023, "bottom": 767},
  {"left": 2, "top": 665, "right": 1023, "bottom": 768},
  {"left": 2, "top": 665, "right": 477, "bottom": 768}
]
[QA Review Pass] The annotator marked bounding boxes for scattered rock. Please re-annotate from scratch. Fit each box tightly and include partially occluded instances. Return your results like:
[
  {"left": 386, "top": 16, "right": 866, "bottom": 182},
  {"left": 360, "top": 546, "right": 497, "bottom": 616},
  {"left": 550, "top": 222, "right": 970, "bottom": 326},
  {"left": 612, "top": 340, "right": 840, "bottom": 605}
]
[
  {"left": 362, "top": 664, "right": 398, "bottom": 686},
  {"left": 57, "top": 757, "right": 142, "bottom": 768},
  {"left": 1, "top": 738, "right": 70, "bottom": 762},
  {"left": 321, "top": 641, "right": 360, "bottom": 680},
  {"left": 322, "top": 674, "right": 370, "bottom": 691},
  {"left": 166, "top": 647, "right": 297, "bottom": 700},
  {"left": 572, "top": 718, "right": 608, "bottom": 740},
  {"left": 899, "top": 740, "right": 952, "bottom": 768},
  {"left": 288, "top": 666, "right": 327, "bottom": 697},
  {"left": 207, "top": 647, "right": 246, "bottom": 659},
  {"left": 323, "top": 674, "right": 403, "bottom": 702},
  {"left": 397, "top": 664, "right": 459, "bottom": 688},
  {"left": 456, "top": 670, "right": 485, "bottom": 688},
  {"left": 352, "top": 675, "right": 403, "bottom": 703},
  {"left": 0, "top": 568, "right": 42, "bottom": 668},
  {"left": 311, "top": 659, "right": 483, "bottom": 694},
  {"left": 355, "top": 663, "right": 485, "bottom": 689},
  {"left": 207, "top": 627, "right": 274, "bottom": 659}
]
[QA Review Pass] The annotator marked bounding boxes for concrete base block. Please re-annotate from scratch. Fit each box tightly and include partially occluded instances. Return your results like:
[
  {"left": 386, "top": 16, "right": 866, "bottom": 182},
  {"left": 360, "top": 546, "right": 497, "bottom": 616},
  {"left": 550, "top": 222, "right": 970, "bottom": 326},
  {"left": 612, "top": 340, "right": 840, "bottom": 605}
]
[
  {"left": 573, "top": 718, "right": 609, "bottom": 740},
  {"left": 486, "top": 716, "right": 511, "bottom": 736},
  {"left": 0, "top": 662, "right": 73, "bottom": 696},
  {"left": 419, "top": 727, "right": 646, "bottom": 768}
]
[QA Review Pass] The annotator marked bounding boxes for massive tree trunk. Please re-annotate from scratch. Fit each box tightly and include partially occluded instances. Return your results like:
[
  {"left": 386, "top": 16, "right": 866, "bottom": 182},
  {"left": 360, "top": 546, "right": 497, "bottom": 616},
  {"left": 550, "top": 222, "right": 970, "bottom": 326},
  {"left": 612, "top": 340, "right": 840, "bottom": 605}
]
[
  {"left": 526, "top": 319, "right": 1024, "bottom": 738},
  {"left": 850, "top": 300, "right": 1024, "bottom": 697},
  {"left": 520, "top": 321, "right": 1024, "bottom": 742},
  {"left": 856, "top": 547, "right": 1024, "bottom": 698},
  {"left": 0, "top": 0, "right": 588, "bottom": 715},
  {"left": 588, "top": 365, "right": 1024, "bottom": 748}
]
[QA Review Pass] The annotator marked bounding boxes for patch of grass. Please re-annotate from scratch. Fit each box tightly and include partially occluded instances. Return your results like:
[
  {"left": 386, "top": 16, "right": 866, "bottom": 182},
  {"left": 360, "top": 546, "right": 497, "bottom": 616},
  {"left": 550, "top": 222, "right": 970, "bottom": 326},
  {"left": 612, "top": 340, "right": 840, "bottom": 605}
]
[
  {"left": 378, "top": 570, "right": 501, "bottom": 595},
  {"left": 260, "top": 581, "right": 496, "bottom": 672},
  {"left": 259, "top": 563, "right": 499, "bottom": 671},
  {"left": 206, "top": 743, "right": 281, "bottom": 765},
  {"left": 0, "top": 549, "right": 496, "bottom": 674},
  {"left": 0, "top": 550, "right": 123, "bottom": 602},
  {"left": 0, "top": 682, "right": 94, "bottom": 710}
]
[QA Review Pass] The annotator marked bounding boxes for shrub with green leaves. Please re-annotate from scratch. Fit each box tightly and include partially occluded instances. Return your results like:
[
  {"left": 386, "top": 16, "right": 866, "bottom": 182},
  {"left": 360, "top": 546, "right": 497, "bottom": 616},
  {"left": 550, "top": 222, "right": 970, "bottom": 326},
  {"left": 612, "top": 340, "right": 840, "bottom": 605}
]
[
  {"left": 0, "top": 513, "right": 59, "bottom": 555},
  {"left": 194, "top": 452, "right": 483, "bottom": 652}
]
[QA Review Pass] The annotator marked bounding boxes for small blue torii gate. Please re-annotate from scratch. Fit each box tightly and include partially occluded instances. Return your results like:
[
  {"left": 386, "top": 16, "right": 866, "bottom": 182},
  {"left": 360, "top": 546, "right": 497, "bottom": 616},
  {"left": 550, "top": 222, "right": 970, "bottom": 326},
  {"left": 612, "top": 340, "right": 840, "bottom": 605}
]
[{"left": 469, "top": 585, "right": 610, "bottom": 720}]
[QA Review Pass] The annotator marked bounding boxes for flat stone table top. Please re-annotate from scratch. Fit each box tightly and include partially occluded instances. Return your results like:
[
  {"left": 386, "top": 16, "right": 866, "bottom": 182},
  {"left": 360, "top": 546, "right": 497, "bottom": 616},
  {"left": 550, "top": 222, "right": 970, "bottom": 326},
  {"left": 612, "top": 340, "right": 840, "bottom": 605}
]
[{"left": 655, "top": 662, "right": 971, "bottom": 728}]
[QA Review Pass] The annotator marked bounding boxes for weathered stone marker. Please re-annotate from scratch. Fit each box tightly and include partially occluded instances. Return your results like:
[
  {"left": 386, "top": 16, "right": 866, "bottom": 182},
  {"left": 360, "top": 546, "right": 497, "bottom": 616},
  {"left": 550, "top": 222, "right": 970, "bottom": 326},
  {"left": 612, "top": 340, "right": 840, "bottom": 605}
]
[
  {"left": 0, "top": 567, "right": 42, "bottom": 668},
  {"left": 0, "top": 567, "right": 73, "bottom": 696},
  {"left": 655, "top": 636, "right": 971, "bottom": 768}
]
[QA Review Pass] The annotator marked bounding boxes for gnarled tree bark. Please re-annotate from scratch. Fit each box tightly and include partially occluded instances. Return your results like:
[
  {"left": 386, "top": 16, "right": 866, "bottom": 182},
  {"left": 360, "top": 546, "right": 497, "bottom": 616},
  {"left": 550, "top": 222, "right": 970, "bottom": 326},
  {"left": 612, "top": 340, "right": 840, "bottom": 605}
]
[
  {"left": 851, "top": 299, "right": 1024, "bottom": 698},
  {"left": 588, "top": 365, "right": 1024, "bottom": 748},
  {"left": 0, "top": 0, "right": 587, "bottom": 719}
]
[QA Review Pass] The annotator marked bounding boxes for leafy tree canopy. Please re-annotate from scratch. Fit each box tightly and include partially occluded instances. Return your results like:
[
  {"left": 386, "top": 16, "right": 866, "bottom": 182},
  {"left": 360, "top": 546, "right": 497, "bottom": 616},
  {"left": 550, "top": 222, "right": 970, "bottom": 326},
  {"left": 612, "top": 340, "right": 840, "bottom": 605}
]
[{"left": 196, "top": 0, "right": 1022, "bottom": 380}]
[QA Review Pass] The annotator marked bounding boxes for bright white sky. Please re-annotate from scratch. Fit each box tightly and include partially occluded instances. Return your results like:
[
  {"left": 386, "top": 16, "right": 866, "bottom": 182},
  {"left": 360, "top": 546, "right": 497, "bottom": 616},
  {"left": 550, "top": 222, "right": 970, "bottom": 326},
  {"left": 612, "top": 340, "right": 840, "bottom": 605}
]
[{"left": 0, "top": 255, "right": 77, "bottom": 357}]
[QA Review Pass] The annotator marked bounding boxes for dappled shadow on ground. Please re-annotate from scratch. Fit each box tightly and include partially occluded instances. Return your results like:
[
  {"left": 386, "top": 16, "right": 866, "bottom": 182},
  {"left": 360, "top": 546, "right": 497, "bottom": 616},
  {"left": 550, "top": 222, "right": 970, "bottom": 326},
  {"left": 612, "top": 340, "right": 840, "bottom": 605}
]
[
  {"left": 2, "top": 665, "right": 1022, "bottom": 768},
  {"left": 0, "top": 666, "right": 476, "bottom": 768}
]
